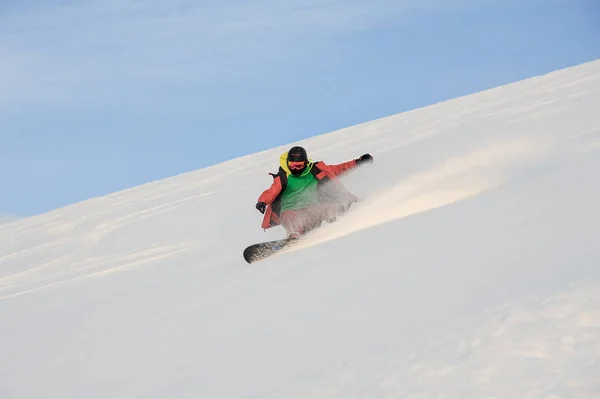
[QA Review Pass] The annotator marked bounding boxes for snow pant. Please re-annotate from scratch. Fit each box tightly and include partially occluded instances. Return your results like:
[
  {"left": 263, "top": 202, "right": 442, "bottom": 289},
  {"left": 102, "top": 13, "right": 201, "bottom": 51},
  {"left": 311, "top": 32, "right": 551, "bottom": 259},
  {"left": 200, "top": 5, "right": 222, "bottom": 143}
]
[{"left": 280, "top": 203, "right": 337, "bottom": 236}]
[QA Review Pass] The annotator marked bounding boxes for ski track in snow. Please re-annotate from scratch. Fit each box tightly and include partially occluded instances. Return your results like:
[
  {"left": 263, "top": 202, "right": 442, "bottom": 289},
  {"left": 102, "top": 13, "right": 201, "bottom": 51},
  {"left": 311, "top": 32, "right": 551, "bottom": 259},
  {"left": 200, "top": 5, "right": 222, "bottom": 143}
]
[{"left": 1, "top": 60, "right": 600, "bottom": 398}]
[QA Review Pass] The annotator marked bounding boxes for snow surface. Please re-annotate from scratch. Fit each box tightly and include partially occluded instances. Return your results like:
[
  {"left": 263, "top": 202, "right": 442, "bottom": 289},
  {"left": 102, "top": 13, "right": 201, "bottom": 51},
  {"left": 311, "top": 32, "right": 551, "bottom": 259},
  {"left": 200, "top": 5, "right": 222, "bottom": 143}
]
[
  {"left": 0, "top": 215, "right": 19, "bottom": 226},
  {"left": 1, "top": 60, "right": 600, "bottom": 399}
]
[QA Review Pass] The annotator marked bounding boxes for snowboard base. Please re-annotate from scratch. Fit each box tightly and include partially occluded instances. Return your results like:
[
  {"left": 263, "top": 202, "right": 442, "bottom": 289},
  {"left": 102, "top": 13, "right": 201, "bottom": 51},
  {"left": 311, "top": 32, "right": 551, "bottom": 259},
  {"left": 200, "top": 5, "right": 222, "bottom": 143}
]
[{"left": 243, "top": 238, "right": 300, "bottom": 264}]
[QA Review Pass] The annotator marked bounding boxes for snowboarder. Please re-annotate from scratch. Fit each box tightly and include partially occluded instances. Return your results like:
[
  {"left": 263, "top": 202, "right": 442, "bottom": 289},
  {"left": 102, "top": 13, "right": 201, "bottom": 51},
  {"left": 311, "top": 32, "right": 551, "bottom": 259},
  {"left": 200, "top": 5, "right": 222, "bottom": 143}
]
[{"left": 255, "top": 146, "right": 373, "bottom": 239}]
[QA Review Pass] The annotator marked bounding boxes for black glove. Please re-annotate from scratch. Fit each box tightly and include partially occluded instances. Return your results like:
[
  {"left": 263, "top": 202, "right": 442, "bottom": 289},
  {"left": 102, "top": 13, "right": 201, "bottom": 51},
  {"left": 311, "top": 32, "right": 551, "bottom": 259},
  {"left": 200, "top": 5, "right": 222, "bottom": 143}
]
[
  {"left": 356, "top": 153, "right": 373, "bottom": 165},
  {"left": 255, "top": 202, "right": 267, "bottom": 214}
]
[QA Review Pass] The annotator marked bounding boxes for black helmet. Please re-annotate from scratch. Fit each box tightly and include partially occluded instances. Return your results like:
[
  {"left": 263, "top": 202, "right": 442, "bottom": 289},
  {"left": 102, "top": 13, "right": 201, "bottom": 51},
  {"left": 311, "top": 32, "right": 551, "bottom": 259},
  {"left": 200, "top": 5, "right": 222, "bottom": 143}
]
[{"left": 287, "top": 146, "right": 308, "bottom": 176}]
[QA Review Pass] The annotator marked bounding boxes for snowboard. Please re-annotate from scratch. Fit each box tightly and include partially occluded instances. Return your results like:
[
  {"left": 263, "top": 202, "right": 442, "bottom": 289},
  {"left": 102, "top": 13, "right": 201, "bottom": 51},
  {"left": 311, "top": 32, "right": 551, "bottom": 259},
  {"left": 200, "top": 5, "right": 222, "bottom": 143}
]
[
  {"left": 243, "top": 238, "right": 301, "bottom": 264},
  {"left": 243, "top": 200, "right": 360, "bottom": 264}
]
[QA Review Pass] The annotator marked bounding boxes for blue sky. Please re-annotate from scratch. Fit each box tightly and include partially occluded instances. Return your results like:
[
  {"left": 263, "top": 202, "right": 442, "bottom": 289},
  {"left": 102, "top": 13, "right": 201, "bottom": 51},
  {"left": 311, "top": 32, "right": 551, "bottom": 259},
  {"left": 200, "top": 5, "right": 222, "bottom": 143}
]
[{"left": 1, "top": 0, "right": 599, "bottom": 216}]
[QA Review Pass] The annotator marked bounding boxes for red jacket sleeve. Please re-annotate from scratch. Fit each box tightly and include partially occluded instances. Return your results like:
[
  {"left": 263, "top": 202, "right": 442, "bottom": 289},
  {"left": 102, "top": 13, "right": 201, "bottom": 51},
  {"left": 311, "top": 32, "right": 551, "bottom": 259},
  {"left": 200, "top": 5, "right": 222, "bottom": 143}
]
[
  {"left": 318, "top": 159, "right": 357, "bottom": 178},
  {"left": 258, "top": 175, "right": 283, "bottom": 205}
]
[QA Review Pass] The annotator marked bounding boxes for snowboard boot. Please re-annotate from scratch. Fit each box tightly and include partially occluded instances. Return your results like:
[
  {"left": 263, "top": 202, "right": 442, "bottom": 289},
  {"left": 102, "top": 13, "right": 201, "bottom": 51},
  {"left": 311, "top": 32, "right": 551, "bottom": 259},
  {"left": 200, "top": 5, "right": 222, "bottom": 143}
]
[{"left": 286, "top": 231, "right": 302, "bottom": 240}]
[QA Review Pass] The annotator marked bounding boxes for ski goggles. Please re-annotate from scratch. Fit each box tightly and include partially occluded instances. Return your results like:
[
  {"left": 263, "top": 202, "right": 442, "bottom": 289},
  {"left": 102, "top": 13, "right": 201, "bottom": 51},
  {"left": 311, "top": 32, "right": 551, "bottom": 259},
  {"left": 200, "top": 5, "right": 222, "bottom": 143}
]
[{"left": 288, "top": 161, "right": 306, "bottom": 170}]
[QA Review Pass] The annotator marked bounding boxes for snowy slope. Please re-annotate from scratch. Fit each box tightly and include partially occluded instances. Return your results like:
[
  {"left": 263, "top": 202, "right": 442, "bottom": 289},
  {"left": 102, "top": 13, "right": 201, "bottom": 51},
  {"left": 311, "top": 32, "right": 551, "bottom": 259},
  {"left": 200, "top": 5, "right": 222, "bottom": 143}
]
[
  {"left": 1, "top": 60, "right": 600, "bottom": 399},
  {"left": 0, "top": 215, "right": 18, "bottom": 225}
]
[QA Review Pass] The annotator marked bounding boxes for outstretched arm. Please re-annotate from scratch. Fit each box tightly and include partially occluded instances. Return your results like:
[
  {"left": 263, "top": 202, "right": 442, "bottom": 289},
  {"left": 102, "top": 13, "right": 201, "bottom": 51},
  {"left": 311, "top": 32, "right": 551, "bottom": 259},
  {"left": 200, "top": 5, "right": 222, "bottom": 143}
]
[
  {"left": 322, "top": 154, "right": 373, "bottom": 178},
  {"left": 323, "top": 159, "right": 357, "bottom": 178}
]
